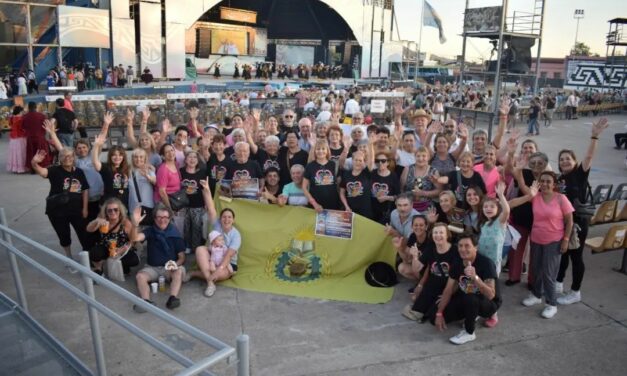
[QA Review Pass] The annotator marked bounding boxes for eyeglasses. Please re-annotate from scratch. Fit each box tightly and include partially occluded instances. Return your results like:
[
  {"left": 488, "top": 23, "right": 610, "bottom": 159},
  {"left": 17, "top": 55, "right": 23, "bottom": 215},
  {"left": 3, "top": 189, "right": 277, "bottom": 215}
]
[
  {"left": 106, "top": 207, "right": 119, "bottom": 214},
  {"left": 155, "top": 215, "right": 170, "bottom": 220},
  {"left": 528, "top": 160, "right": 545, "bottom": 166},
  {"left": 284, "top": 115, "right": 294, "bottom": 118},
  {"left": 375, "top": 159, "right": 388, "bottom": 163}
]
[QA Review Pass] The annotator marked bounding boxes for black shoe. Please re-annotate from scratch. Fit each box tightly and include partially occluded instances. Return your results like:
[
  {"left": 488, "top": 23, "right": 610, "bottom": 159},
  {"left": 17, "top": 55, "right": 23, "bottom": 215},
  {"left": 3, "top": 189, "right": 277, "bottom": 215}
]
[
  {"left": 522, "top": 263, "right": 528, "bottom": 275},
  {"left": 166, "top": 295, "right": 180, "bottom": 310},
  {"left": 505, "top": 279, "right": 520, "bottom": 286},
  {"left": 133, "top": 299, "right": 155, "bottom": 314}
]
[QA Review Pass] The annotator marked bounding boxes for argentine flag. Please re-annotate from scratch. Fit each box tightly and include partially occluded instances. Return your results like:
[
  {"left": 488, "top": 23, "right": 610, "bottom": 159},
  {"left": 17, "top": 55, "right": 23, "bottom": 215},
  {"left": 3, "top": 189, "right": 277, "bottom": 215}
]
[{"left": 423, "top": 0, "right": 447, "bottom": 44}]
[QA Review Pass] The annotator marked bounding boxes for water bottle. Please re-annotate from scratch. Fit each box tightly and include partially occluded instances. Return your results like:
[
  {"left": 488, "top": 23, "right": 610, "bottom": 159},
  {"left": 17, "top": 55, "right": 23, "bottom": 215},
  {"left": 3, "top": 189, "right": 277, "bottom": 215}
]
[{"left": 158, "top": 275, "right": 166, "bottom": 292}]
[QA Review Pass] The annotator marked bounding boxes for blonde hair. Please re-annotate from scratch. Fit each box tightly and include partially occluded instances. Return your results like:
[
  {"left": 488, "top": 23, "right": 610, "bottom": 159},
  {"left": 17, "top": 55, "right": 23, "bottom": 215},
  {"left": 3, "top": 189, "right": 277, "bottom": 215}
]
[
  {"left": 439, "top": 190, "right": 458, "bottom": 207},
  {"left": 313, "top": 140, "right": 331, "bottom": 160},
  {"left": 99, "top": 198, "right": 128, "bottom": 222}
]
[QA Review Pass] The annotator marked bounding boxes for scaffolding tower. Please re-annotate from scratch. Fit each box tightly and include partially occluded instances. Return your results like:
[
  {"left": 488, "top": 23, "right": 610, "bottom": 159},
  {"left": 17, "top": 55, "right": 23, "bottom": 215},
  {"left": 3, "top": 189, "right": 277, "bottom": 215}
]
[
  {"left": 458, "top": 0, "right": 546, "bottom": 112},
  {"left": 604, "top": 18, "right": 627, "bottom": 91}
]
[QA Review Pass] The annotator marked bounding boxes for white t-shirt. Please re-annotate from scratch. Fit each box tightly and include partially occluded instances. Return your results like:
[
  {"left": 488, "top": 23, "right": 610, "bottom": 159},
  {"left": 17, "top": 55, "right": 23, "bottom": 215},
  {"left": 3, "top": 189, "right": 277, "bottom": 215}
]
[{"left": 344, "top": 99, "right": 360, "bottom": 115}]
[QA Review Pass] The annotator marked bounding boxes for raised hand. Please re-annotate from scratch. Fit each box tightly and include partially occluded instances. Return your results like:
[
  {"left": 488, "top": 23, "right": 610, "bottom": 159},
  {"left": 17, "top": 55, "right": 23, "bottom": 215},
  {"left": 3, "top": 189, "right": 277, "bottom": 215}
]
[
  {"left": 429, "top": 120, "right": 443, "bottom": 134},
  {"left": 32, "top": 149, "right": 47, "bottom": 164},
  {"left": 126, "top": 108, "right": 135, "bottom": 122},
  {"left": 591, "top": 117, "right": 609, "bottom": 137},
  {"left": 131, "top": 206, "right": 145, "bottom": 226},
  {"left": 393, "top": 99, "right": 404, "bottom": 116},
  {"left": 199, "top": 177, "right": 210, "bottom": 192},
  {"left": 458, "top": 123, "right": 469, "bottom": 140},
  {"left": 94, "top": 132, "right": 107, "bottom": 146},
  {"left": 141, "top": 107, "right": 151, "bottom": 122},
  {"left": 103, "top": 111, "right": 114, "bottom": 127},
  {"left": 251, "top": 108, "right": 261, "bottom": 123},
  {"left": 495, "top": 180, "right": 506, "bottom": 196},
  {"left": 42, "top": 119, "right": 57, "bottom": 134},
  {"left": 506, "top": 136, "right": 518, "bottom": 154},
  {"left": 499, "top": 97, "right": 511, "bottom": 116},
  {"left": 529, "top": 180, "right": 540, "bottom": 196}
]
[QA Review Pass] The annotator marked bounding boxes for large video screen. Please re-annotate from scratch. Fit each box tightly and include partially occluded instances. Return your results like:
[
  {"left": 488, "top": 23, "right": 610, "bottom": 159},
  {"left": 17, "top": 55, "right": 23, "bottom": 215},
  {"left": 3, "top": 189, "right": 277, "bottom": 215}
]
[
  {"left": 211, "top": 29, "right": 247, "bottom": 55},
  {"left": 276, "top": 45, "right": 315, "bottom": 66},
  {"left": 58, "top": 5, "right": 110, "bottom": 48}
]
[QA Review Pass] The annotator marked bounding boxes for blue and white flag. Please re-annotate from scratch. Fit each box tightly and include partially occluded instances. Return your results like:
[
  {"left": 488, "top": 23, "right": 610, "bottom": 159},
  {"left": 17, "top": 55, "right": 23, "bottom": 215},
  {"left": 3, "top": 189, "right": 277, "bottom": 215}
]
[{"left": 423, "top": 0, "right": 446, "bottom": 44}]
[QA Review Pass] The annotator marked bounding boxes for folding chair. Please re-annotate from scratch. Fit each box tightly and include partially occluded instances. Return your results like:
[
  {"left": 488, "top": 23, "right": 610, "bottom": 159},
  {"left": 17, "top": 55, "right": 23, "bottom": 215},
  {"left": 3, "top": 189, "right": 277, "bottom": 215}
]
[
  {"left": 590, "top": 200, "right": 618, "bottom": 225},
  {"left": 592, "top": 184, "right": 613, "bottom": 204},
  {"left": 585, "top": 224, "right": 627, "bottom": 274}
]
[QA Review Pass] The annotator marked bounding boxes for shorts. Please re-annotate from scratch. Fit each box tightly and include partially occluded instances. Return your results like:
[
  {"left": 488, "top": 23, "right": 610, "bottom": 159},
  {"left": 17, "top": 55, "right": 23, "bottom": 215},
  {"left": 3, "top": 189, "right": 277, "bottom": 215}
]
[{"left": 138, "top": 265, "right": 187, "bottom": 282}]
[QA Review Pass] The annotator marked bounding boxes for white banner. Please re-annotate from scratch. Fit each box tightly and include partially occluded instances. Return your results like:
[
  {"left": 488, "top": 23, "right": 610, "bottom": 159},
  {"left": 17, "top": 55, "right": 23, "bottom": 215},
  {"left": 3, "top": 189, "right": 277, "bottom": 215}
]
[
  {"left": 45, "top": 94, "right": 106, "bottom": 102},
  {"left": 107, "top": 99, "right": 166, "bottom": 106},
  {"left": 370, "top": 99, "right": 386, "bottom": 113},
  {"left": 166, "top": 93, "right": 221, "bottom": 100},
  {"left": 361, "top": 91, "right": 406, "bottom": 98}
]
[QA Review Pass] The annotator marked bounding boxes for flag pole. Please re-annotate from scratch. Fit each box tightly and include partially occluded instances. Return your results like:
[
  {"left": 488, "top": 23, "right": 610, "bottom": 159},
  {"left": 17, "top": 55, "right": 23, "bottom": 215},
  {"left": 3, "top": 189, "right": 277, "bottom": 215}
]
[{"left": 415, "top": 0, "right": 425, "bottom": 84}]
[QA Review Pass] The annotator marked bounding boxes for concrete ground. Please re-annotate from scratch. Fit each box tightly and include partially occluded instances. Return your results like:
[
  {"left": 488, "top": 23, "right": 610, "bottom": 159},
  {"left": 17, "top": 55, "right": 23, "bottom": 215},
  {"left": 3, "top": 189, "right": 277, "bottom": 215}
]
[{"left": 0, "top": 113, "right": 626, "bottom": 375}]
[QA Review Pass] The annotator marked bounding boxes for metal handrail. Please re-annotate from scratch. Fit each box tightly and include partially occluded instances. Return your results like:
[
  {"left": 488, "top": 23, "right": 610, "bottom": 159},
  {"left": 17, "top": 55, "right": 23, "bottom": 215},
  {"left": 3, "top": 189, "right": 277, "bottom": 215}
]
[{"left": 0, "top": 208, "right": 249, "bottom": 376}]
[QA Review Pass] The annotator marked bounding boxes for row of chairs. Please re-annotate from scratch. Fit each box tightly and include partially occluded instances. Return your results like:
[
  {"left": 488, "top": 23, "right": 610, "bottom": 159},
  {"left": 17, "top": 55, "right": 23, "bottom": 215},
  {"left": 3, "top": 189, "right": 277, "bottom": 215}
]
[{"left": 590, "top": 183, "right": 627, "bottom": 225}]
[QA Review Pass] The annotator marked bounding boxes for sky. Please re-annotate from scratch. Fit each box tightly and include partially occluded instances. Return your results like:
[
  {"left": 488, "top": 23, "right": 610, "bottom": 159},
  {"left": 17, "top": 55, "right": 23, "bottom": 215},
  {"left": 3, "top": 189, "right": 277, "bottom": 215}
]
[{"left": 393, "top": 0, "right": 627, "bottom": 62}]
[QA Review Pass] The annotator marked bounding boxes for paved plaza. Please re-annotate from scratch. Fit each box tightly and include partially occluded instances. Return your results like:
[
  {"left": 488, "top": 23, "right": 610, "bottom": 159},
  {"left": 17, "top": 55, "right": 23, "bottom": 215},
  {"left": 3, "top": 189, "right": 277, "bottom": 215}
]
[{"left": 0, "top": 113, "right": 626, "bottom": 375}]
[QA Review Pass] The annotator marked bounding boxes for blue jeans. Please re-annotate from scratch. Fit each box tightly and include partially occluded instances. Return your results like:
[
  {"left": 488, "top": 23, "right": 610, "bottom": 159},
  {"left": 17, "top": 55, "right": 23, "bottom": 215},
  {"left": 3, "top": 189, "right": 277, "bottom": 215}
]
[
  {"left": 58, "top": 132, "right": 74, "bottom": 147},
  {"left": 527, "top": 118, "right": 539, "bottom": 135}
]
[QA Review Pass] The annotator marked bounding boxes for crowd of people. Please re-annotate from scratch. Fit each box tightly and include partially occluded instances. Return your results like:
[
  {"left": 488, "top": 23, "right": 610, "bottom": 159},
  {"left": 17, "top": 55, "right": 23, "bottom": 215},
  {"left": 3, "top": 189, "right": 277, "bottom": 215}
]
[
  {"left": 208, "top": 61, "right": 346, "bottom": 81},
  {"left": 2, "top": 80, "right": 620, "bottom": 345}
]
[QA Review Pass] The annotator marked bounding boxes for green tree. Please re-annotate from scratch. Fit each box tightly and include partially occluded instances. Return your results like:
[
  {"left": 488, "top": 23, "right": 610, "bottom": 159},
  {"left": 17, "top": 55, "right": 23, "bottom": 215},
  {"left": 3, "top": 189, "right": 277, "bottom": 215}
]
[{"left": 571, "top": 42, "right": 592, "bottom": 56}]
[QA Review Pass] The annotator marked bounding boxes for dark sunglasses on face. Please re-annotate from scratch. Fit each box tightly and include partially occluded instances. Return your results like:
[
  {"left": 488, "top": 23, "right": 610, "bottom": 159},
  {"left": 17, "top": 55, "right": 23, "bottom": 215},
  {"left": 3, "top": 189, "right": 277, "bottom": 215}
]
[
  {"left": 375, "top": 159, "right": 388, "bottom": 163},
  {"left": 284, "top": 115, "right": 294, "bottom": 118},
  {"left": 106, "top": 207, "right": 119, "bottom": 214}
]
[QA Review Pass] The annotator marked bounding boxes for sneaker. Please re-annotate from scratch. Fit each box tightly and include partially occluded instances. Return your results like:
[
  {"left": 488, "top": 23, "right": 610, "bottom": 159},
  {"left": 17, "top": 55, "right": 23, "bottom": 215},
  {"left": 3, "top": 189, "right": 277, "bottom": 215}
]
[
  {"left": 401, "top": 304, "right": 420, "bottom": 321},
  {"left": 203, "top": 283, "right": 216, "bottom": 297},
  {"left": 557, "top": 290, "right": 581, "bottom": 305},
  {"left": 522, "top": 293, "right": 542, "bottom": 307},
  {"left": 166, "top": 295, "right": 181, "bottom": 309},
  {"left": 185, "top": 247, "right": 191, "bottom": 254},
  {"left": 132, "top": 299, "right": 155, "bottom": 314},
  {"left": 555, "top": 282, "right": 564, "bottom": 294},
  {"left": 65, "top": 265, "right": 78, "bottom": 274},
  {"left": 449, "top": 330, "right": 476, "bottom": 345},
  {"left": 541, "top": 304, "right": 558, "bottom": 319},
  {"left": 484, "top": 313, "right": 499, "bottom": 328}
]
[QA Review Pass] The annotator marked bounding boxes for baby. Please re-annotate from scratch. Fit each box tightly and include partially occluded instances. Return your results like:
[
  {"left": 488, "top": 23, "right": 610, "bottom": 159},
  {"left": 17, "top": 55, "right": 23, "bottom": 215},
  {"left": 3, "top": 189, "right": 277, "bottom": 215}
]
[{"left": 208, "top": 230, "right": 233, "bottom": 273}]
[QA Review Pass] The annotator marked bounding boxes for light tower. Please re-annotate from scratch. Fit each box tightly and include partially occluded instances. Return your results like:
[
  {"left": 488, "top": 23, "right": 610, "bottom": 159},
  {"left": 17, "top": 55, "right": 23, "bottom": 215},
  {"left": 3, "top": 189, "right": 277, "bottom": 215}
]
[{"left": 573, "top": 9, "right": 585, "bottom": 55}]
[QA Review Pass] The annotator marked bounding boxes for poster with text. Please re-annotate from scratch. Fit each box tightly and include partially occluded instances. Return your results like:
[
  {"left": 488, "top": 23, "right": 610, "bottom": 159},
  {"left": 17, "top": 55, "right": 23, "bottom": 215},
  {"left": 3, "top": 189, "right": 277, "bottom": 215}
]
[
  {"left": 315, "top": 210, "right": 354, "bottom": 240},
  {"left": 231, "top": 178, "right": 260, "bottom": 200}
]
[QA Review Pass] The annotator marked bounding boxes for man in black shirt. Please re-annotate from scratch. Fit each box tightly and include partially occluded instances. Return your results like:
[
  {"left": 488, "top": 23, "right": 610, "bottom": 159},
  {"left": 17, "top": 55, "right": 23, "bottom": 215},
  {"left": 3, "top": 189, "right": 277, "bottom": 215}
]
[
  {"left": 53, "top": 98, "right": 77, "bottom": 147},
  {"left": 225, "top": 142, "right": 264, "bottom": 191},
  {"left": 432, "top": 234, "right": 501, "bottom": 345}
]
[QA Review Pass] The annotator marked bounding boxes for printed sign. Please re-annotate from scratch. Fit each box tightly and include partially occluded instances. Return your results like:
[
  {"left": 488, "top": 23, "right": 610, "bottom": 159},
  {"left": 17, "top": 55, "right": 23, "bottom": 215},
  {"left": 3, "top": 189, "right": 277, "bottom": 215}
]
[{"left": 315, "top": 210, "right": 354, "bottom": 240}]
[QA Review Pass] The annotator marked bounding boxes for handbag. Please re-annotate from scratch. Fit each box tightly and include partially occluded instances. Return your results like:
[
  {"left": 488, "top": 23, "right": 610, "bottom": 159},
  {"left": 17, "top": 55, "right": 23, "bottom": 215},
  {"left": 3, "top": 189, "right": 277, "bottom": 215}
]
[
  {"left": 106, "top": 257, "right": 125, "bottom": 282},
  {"left": 572, "top": 182, "right": 595, "bottom": 217},
  {"left": 167, "top": 168, "right": 189, "bottom": 211},
  {"left": 46, "top": 191, "right": 70, "bottom": 210},
  {"left": 559, "top": 194, "right": 581, "bottom": 250}
]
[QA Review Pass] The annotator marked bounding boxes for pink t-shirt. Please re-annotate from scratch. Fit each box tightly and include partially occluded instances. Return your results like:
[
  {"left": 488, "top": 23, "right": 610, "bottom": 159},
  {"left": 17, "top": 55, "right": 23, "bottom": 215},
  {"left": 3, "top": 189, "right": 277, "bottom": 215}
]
[
  {"left": 473, "top": 163, "right": 500, "bottom": 198},
  {"left": 154, "top": 164, "right": 181, "bottom": 202},
  {"left": 530, "top": 193, "right": 574, "bottom": 245}
]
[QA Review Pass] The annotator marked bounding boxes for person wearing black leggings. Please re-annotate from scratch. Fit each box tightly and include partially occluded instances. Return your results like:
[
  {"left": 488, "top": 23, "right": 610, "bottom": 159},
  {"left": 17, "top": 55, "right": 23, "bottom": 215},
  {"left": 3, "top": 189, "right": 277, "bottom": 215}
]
[{"left": 555, "top": 117, "right": 609, "bottom": 305}]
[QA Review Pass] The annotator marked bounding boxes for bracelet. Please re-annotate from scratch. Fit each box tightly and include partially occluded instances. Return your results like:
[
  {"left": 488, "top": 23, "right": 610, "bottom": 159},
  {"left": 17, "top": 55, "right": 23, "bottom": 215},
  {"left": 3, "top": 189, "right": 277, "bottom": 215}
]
[
  {"left": 436, "top": 312, "right": 443, "bottom": 317},
  {"left": 417, "top": 284, "right": 423, "bottom": 289},
  {"left": 591, "top": 136, "right": 598, "bottom": 140}
]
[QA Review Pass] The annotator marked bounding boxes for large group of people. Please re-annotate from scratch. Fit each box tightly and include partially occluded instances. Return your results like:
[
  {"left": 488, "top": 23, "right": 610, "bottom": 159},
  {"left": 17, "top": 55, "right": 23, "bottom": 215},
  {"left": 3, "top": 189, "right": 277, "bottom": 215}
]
[{"left": 4, "top": 79, "right": 620, "bottom": 346}]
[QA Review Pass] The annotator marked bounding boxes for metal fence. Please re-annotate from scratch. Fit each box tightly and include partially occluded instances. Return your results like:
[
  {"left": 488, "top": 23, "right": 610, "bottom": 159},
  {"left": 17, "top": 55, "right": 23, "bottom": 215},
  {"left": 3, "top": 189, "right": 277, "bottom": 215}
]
[{"left": 0, "top": 208, "right": 249, "bottom": 376}]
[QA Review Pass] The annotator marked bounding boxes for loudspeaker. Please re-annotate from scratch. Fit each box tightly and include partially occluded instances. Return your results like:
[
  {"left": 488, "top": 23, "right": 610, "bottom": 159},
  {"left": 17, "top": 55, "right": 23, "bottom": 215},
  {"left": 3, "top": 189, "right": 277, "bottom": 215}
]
[{"left": 196, "top": 28, "right": 211, "bottom": 58}]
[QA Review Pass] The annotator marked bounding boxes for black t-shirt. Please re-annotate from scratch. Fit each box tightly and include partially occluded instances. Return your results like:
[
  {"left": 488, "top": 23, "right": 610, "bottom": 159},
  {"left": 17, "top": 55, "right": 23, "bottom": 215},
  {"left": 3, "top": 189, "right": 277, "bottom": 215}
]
[
  {"left": 558, "top": 164, "right": 589, "bottom": 205},
  {"left": 304, "top": 161, "right": 341, "bottom": 210},
  {"left": 53, "top": 108, "right": 76, "bottom": 134},
  {"left": 180, "top": 168, "right": 207, "bottom": 208},
  {"left": 511, "top": 168, "right": 534, "bottom": 228},
  {"left": 407, "top": 232, "right": 435, "bottom": 253},
  {"left": 225, "top": 159, "right": 263, "bottom": 181},
  {"left": 206, "top": 154, "right": 230, "bottom": 194},
  {"left": 446, "top": 170, "right": 486, "bottom": 209},
  {"left": 46, "top": 166, "right": 89, "bottom": 214},
  {"left": 278, "top": 147, "right": 309, "bottom": 186},
  {"left": 100, "top": 163, "right": 129, "bottom": 207},
  {"left": 449, "top": 253, "right": 501, "bottom": 308},
  {"left": 330, "top": 146, "right": 343, "bottom": 165},
  {"left": 224, "top": 146, "right": 238, "bottom": 163},
  {"left": 340, "top": 169, "right": 373, "bottom": 219},
  {"left": 370, "top": 170, "right": 400, "bottom": 222},
  {"left": 419, "top": 244, "right": 461, "bottom": 297},
  {"left": 255, "top": 149, "right": 281, "bottom": 173}
]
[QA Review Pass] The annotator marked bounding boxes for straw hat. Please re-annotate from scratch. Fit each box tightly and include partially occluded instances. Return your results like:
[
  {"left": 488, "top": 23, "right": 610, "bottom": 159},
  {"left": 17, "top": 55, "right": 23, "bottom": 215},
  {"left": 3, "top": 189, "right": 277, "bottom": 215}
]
[{"left": 408, "top": 108, "right": 432, "bottom": 122}]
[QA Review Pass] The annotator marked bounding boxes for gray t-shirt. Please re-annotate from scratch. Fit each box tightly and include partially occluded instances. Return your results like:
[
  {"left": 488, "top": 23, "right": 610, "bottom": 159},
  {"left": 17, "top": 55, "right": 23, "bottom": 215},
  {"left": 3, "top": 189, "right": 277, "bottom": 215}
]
[
  {"left": 128, "top": 169, "right": 156, "bottom": 212},
  {"left": 75, "top": 156, "right": 104, "bottom": 200}
]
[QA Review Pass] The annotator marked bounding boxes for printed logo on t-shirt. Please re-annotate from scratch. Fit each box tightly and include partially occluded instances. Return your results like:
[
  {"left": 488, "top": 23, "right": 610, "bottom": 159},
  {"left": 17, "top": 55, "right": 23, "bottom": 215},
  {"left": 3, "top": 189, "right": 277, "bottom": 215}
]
[
  {"left": 557, "top": 178, "right": 567, "bottom": 194},
  {"left": 212, "top": 165, "right": 227, "bottom": 180},
  {"left": 458, "top": 275, "right": 480, "bottom": 294},
  {"left": 371, "top": 182, "right": 389, "bottom": 198},
  {"left": 430, "top": 261, "right": 450, "bottom": 277},
  {"left": 314, "top": 169, "right": 334, "bottom": 185},
  {"left": 112, "top": 173, "right": 128, "bottom": 190},
  {"left": 182, "top": 179, "right": 198, "bottom": 194},
  {"left": 64, "top": 178, "right": 83, "bottom": 193},
  {"left": 263, "top": 159, "right": 280, "bottom": 171},
  {"left": 230, "top": 153, "right": 237, "bottom": 161},
  {"left": 233, "top": 170, "right": 251, "bottom": 180},
  {"left": 346, "top": 181, "right": 364, "bottom": 197}
]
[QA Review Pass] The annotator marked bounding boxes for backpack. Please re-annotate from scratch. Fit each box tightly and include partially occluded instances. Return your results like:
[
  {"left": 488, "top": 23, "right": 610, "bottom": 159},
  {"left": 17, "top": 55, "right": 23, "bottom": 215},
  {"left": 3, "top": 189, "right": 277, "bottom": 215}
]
[{"left": 508, "top": 99, "right": 519, "bottom": 115}]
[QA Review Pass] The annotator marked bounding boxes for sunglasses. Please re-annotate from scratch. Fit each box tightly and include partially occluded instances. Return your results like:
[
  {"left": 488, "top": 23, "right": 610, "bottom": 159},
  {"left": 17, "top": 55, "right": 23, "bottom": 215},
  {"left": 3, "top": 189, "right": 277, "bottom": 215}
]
[
  {"left": 375, "top": 159, "right": 388, "bottom": 163},
  {"left": 155, "top": 215, "right": 170, "bottom": 220},
  {"left": 528, "top": 160, "right": 545, "bottom": 166},
  {"left": 284, "top": 115, "right": 294, "bottom": 118},
  {"left": 106, "top": 207, "right": 119, "bottom": 213}
]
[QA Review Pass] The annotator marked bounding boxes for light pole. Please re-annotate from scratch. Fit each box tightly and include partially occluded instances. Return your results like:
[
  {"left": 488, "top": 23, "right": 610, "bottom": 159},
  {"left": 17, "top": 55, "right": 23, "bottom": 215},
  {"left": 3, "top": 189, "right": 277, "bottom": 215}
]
[{"left": 573, "top": 9, "right": 584, "bottom": 55}]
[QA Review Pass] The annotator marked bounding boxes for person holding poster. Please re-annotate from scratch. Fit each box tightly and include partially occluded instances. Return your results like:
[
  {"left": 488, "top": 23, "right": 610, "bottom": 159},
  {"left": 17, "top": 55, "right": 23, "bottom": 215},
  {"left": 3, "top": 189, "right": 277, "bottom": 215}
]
[
  {"left": 225, "top": 142, "right": 264, "bottom": 190},
  {"left": 303, "top": 140, "right": 341, "bottom": 212}
]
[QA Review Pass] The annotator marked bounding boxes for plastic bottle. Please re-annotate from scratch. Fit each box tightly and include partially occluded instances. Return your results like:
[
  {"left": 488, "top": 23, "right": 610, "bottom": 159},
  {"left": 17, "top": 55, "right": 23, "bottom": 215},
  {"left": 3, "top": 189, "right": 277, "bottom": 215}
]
[{"left": 158, "top": 275, "right": 166, "bottom": 292}]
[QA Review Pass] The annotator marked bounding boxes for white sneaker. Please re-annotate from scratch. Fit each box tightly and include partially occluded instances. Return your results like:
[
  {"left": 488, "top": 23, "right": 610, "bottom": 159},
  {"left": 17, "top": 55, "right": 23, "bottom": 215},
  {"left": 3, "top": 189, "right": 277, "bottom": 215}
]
[
  {"left": 555, "top": 282, "right": 563, "bottom": 294},
  {"left": 401, "top": 304, "right": 420, "bottom": 321},
  {"left": 449, "top": 329, "right": 476, "bottom": 345},
  {"left": 557, "top": 290, "right": 581, "bottom": 305},
  {"left": 522, "top": 294, "right": 542, "bottom": 307},
  {"left": 185, "top": 247, "right": 192, "bottom": 254},
  {"left": 203, "top": 282, "right": 216, "bottom": 297},
  {"left": 541, "top": 305, "right": 558, "bottom": 319},
  {"left": 65, "top": 265, "right": 78, "bottom": 274}
]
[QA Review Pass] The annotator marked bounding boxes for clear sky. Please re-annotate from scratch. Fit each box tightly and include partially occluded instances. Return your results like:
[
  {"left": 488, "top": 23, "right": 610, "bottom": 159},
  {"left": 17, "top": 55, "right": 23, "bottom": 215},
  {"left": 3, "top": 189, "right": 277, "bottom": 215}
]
[{"left": 393, "top": 0, "right": 627, "bottom": 62}]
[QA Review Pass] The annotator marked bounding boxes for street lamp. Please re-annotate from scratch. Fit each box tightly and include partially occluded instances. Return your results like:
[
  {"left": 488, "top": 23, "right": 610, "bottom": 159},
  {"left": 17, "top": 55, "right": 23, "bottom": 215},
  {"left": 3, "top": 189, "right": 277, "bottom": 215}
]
[{"left": 573, "top": 9, "right": 584, "bottom": 56}]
